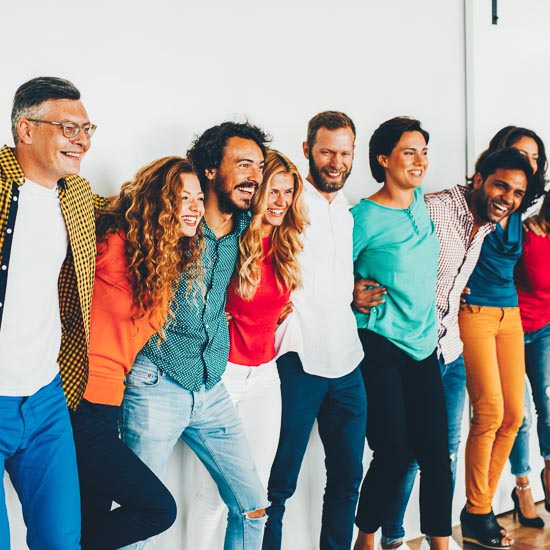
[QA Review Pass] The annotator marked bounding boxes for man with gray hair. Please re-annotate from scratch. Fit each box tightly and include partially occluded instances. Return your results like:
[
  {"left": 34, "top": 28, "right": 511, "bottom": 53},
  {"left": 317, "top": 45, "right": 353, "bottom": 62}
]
[{"left": 0, "top": 76, "right": 98, "bottom": 549}]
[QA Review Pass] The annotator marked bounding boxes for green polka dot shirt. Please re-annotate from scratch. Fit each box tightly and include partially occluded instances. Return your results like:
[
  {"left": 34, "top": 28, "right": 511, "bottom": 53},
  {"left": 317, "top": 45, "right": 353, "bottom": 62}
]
[{"left": 141, "top": 212, "right": 250, "bottom": 390}]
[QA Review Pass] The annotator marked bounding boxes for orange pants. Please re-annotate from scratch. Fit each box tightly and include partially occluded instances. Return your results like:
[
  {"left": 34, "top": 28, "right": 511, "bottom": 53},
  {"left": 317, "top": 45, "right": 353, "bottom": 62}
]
[{"left": 459, "top": 305, "right": 525, "bottom": 514}]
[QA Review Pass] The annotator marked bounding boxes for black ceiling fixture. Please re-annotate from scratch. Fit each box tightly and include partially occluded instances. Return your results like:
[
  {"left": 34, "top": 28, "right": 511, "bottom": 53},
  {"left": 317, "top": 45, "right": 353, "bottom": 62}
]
[{"left": 492, "top": 0, "right": 498, "bottom": 24}]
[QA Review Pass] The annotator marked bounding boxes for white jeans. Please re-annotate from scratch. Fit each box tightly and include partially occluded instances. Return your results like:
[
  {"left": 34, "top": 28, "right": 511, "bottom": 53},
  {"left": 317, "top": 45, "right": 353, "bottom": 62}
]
[{"left": 184, "top": 360, "right": 282, "bottom": 550}]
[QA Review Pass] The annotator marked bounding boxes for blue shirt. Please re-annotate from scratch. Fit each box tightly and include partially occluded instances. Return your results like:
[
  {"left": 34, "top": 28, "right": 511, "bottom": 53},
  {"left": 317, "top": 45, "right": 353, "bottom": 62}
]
[
  {"left": 465, "top": 210, "right": 522, "bottom": 307},
  {"left": 141, "top": 212, "right": 250, "bottom": 390},
  {"left": 352, "top": 187, "right": 439, "bottom": 361}
]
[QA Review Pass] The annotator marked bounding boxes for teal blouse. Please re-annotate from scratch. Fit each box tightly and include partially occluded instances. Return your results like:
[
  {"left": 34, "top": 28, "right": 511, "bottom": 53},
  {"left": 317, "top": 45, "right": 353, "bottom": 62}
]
[{"left": 352, "top": 187, "right": 439, "bottom": 361}]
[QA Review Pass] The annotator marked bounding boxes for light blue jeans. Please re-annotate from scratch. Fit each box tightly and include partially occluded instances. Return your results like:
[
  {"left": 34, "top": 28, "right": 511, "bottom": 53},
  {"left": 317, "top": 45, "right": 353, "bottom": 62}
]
[
  {"left": 120, "top": 354, "right": 268, "bottom": 550},
  {"left": 509, "top": 321, "right": 550, "bottom": 476},
  {"left": 381, "top": 355, "right": 466, "bottom": 545}
]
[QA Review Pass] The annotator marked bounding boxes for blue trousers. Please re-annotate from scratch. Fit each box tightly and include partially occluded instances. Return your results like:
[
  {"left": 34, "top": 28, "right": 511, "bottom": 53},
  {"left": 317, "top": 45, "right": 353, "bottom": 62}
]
[
  {"left": 509, "top": 321, "right": 550, "bottom": 476},
  {"left": 70, "top": 399, "right": 176, "bottom": 549},
  {"left": 121, "top": 354, "right": 268, "bottom": 550},
  {"left": 0, "top": 374, "right": 81, "bottom": 549},
  {"left": 263, "top": 352, "right": 367, "bottom": 550}
]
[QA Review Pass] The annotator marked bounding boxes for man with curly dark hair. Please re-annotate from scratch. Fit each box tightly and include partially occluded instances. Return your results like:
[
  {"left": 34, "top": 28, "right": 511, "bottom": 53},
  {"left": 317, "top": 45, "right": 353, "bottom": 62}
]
[{"left": 121, "top": 121, "right": 272, "bottom": 550}]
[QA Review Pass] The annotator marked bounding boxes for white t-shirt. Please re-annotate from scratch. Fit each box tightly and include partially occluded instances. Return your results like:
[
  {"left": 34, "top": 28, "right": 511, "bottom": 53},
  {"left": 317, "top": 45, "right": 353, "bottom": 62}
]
[
  {"left": 0, "top": 179, "right": 67, "bottom": 395},
  {"left": 280, "top": 179, "right": 364, "bottom": 378}
]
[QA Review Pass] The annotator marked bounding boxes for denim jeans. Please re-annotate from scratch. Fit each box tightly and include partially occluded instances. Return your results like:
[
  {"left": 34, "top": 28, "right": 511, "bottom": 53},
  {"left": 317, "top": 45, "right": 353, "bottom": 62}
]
[
  {"left": 120, "top": 354, "right": 268, "bottom": 550},
  {"left": 186, "top": 360, "right": 281, "bottom": 550},
  {"left": 263, "top": 352, "right": 367, "bottom": 550},
  {"left": 509, "top": 321, "right": 550, "bottom": 476},
  {"left": 380, "top": 354, "right": 466, "bottom": 545},
  {"left": 70, "top": 399, "right": 176, "bottom": 548},
  {"left": 0, "top": 374, "right": 80, "bottom": 550}
]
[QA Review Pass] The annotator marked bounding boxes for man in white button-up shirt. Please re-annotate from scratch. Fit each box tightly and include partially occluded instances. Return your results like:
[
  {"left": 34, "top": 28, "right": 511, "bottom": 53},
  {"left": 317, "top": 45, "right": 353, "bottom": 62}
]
[{"left": 263, "top": 112, "right": 366, "bottom": 550}]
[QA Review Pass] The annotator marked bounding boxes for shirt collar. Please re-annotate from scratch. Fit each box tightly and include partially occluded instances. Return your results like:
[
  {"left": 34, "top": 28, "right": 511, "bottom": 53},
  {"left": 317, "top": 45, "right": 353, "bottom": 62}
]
[
  {"left": 204, "top": 210, "right": 251, "bottom": 239},
  {"left": 1, "top": 145, "right": 70, "bottom": 192},
  {"left": 452, "top": 184, "right": 495, "bottom": 233},
  {"left": 0, "top": 145, "right": 25, "bottom": 186},
  {"left": 303, "top": 177, "right": 349, "bottom": 208}
]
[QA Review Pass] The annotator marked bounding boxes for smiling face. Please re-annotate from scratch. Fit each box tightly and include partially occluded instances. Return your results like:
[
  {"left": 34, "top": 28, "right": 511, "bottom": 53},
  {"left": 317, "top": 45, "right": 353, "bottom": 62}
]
[
  {"left": 511, "top": 135, "right": 539, "bottom": 175},
  {"left": 210, "top": 136, "right": 264, "bottom": 213},
  {"left": 179, "top": 172, "right": 205, "bottom": 236},
  {"left": 304, "top": 127, "right": 354, "bottom": 198},
  {"left": 261, "top": 172, "right": 295, "bottom": 235},
  {"left": 378, "top": 130, "right": 428, "bottom": 190},
  {"left": 472, "top": 168, "right": 528, "bottom": 223},
  {"left": 16, "top": 99, "right": 91, "bottom": 188}
]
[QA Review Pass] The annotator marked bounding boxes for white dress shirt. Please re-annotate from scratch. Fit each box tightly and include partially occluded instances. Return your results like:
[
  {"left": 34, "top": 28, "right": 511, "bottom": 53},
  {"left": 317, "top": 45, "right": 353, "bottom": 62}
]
[{"left": 283, "top": 178, "right": 364, "bottom": 378}]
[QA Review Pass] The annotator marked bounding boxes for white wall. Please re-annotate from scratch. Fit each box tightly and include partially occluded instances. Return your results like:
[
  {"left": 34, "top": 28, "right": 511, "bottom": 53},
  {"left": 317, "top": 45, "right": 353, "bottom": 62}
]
[{"left": 0, "top": 0, "right": 494, "bottom": 548}]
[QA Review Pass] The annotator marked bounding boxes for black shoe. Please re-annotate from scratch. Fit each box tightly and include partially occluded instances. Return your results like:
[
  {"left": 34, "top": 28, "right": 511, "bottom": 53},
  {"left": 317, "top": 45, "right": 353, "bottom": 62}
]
[
  {"left": 540, "top": 469, "right": 550, "bottom": 512},
  {"left": 511, "top": 487, "right": 544, "bottom": 528},
  {"left": 460, "top": 507, "right": 511, "bottom": 549}
]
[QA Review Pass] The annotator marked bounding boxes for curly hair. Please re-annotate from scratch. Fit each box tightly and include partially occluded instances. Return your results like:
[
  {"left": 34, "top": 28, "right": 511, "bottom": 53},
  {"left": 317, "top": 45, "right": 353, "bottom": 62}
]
[
  {"left": 187, "top": 121, "right": 271, "bottom": 188},
  {"left": 470, "top": 126, "right": 547, "bottom": 212},
  {"left": 235, "top": 149, "right": 308, "bottom": 300},
  {"left": 96, "top": 156, "right": 204, "bottom": 335}
]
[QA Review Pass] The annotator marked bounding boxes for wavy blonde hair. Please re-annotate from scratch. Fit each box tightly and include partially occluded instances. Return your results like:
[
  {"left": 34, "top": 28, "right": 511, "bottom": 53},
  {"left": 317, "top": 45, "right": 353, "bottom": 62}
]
[
  {"left": 235, "top": 149, "right": 308, "bottom": 300},
  {"left": 96, "top": 156, "right": 204, "bottom": 334}
]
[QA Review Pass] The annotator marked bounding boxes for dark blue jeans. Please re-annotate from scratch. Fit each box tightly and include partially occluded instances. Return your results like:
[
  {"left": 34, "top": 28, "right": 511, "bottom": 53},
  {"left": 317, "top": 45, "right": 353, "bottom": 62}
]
[
  {"left": 70, "top": 399, "right": 176, "bottom": 549},
  {"left": 379, "top": 354, "right": 466, "bottom": 544},
  {"left": 509, "top": 321, "right": 550, "bottom": 475},
  {"left": 263, "top": 352, "right": 367, "bottom": 550}
]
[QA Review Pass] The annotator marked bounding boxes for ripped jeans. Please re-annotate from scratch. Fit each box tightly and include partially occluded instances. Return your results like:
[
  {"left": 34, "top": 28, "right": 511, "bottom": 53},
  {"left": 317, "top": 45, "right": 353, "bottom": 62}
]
[
  {"left": 120, "top": 354, "right": 268, "bottom": 550},
  {"left": 509, "top": 321, "right": 550, "bottom": 476},
  {"left": 380, "top": 354, "right": 466, "bottom": 545}
]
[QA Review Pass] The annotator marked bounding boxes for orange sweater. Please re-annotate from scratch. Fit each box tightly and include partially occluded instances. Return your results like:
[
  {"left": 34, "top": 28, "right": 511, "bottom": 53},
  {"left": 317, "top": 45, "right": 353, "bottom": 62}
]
[{"left": 84, "top": 231, "right": 166, "bottom": 406}]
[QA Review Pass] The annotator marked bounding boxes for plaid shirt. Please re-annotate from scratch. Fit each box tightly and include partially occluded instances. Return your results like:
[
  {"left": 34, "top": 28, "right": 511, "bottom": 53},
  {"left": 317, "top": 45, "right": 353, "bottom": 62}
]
[
  {"left": 0, "top": 145, "right": 104, "bottom": 409},
  {"left": 425, "top": 185, "right": 494, "bottom": 364}
]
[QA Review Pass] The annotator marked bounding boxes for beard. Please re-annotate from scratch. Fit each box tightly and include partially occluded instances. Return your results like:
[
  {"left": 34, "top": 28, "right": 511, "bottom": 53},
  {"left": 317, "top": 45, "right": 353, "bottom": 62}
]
[
  {"left": 213, "top": 175, "right": 252, "bottom": 214},
  {"left": 309, "top": 156, "right": 352, "bottom": 193},
  {"left": 472, "top": 186, "right": 511, "bottom": 224}
]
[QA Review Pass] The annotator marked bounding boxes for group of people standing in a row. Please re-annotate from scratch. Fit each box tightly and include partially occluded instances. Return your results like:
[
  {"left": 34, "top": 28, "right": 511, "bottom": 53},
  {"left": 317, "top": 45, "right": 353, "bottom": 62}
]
[{"left": 0, "top": 75, "right": 548, "bottom": 550}]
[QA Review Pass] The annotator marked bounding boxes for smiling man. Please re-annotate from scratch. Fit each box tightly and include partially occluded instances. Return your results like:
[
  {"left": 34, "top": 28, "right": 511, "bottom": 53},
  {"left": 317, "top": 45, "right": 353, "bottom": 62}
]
[
  {"left": 120, "top": 121, "right": 272, "bottom": 550},
  {"left": 0, "top": 77, "right": 98, "bottom": 549},
  {"left": 263, "top": 112, "right": 367, "bottom": 550}
]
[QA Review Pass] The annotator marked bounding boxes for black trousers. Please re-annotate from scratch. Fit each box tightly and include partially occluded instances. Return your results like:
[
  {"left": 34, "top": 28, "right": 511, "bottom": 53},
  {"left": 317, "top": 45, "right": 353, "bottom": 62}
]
[
  {"left": 70, "top": 399, "right": 176, "bottom": 549},
  {"left": 355, "top": 330, "right": 452, "bottom": 537}
]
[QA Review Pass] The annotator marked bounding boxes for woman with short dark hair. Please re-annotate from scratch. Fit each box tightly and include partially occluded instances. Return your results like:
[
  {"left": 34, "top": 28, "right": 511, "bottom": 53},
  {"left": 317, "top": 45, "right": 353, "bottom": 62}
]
[{"left": 352, "top": 117, "right": 452, "bottom": 550}]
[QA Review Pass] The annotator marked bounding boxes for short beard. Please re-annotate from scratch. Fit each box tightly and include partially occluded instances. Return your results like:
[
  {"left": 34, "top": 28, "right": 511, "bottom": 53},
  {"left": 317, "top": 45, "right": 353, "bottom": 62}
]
[
  {"left": 309, "top": 157, "right": 351, "bottom": 193},
  {"left": 213, "top": 175, "right": 249, "bottom": 214},
  {"left": 472, "top": 187, "right": 494, "bottom": 224}
]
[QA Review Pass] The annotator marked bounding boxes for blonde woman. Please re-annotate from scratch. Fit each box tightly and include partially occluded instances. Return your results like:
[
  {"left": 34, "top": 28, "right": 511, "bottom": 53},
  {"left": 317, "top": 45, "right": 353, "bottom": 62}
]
[
  {"left": 185, "top": 149, "right": 307, "bottom": 550},
  {"left": 70, "top": 157, "right": 205, "bottom": 549}
]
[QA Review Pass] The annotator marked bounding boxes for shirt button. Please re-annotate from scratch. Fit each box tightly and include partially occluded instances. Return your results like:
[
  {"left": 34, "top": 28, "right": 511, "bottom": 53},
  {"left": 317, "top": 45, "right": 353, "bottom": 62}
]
[
  {"left": 0, "top": 302, "right": 3, "bottom": 308},
  {"left": 12, "top": 196, "right": 18, "bottom": 202},
  {"left": 6, "top": 228, "right": 12, "bottom": 234},
  {"left": 1, "top": 265, "right": 6, "bottom": 271}
]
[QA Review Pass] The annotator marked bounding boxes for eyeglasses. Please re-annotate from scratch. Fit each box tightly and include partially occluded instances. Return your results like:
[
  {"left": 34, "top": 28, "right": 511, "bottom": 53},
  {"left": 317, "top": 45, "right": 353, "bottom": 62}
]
[{"left": 27, "top": 119, "right": 97, "bottom": 139}]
